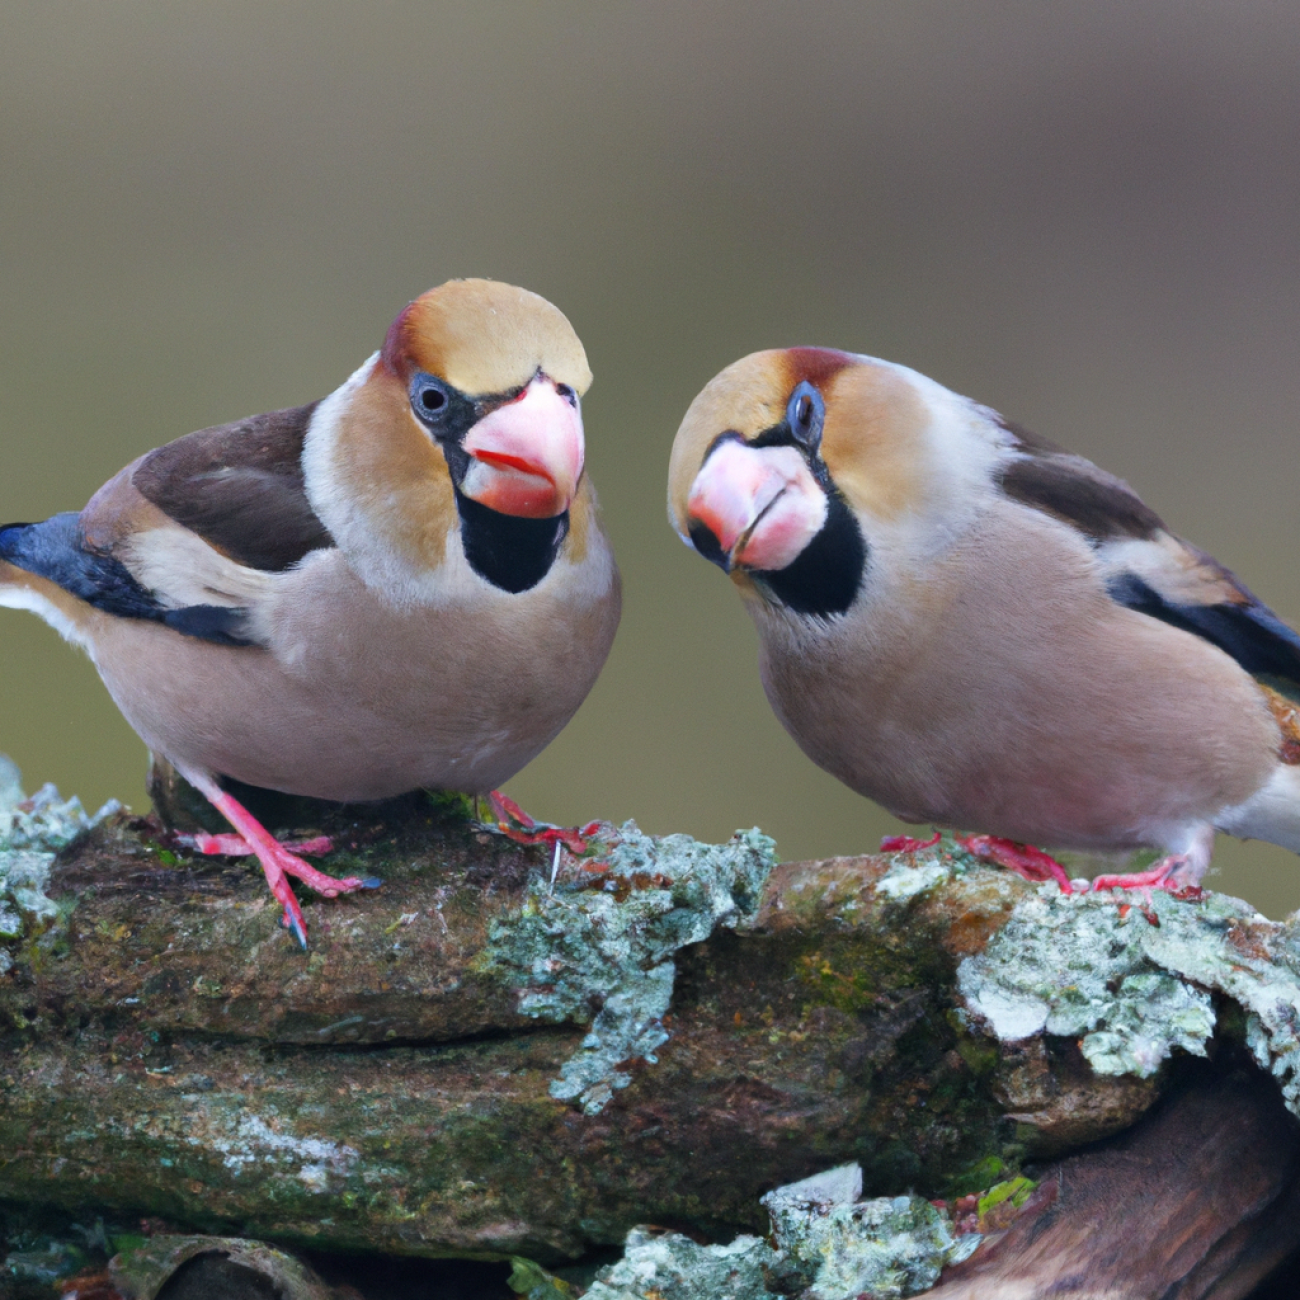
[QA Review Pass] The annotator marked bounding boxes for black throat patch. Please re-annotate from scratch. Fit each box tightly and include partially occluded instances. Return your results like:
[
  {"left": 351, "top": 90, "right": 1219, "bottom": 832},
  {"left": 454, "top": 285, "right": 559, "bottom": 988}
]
[
  {"left": 752, "top": 489, "right": 866, "bottom": 618},
  {"left": 454, "top": 491, "right": 569, "bottom": 594}
]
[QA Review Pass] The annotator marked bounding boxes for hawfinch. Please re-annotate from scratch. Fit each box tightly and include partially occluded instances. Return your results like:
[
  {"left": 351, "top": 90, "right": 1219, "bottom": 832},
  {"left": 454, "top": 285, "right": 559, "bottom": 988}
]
[
  {"left": 669, "top": 348, "right": 1300, "bottom": 892},
  {"left": 0, "top": 279, "right": 620, "bottom": 943}
]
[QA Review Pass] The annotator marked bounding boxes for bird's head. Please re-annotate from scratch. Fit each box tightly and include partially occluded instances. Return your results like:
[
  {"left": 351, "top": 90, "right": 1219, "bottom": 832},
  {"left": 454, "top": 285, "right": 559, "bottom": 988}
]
[
  {"left": 379, "top": 278, "right": 591, "bottom": 519},
  {"left": 308, "top": 279, "right": 595, "bottom": 598},
  {"left": 669, "top": 348, "right": 980, "bottom": 618}
]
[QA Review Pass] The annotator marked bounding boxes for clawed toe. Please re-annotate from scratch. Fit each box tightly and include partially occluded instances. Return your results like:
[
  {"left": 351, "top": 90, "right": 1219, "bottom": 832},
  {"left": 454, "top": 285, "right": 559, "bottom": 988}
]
[
  {"left": 958, "top": 834, "right": 1075, "bottom": 893},
  {"left": 177, "top": 831, "right": 334, "bottom": 858},
  {"left": 1091, "top": 856, "right": 1187, "bottom": 900},
  {"left": 880, "top": 831, "right": 941, "bottom": 853},
  {"left": 484, "top": 789, "right": 599, "bottom": 855}
]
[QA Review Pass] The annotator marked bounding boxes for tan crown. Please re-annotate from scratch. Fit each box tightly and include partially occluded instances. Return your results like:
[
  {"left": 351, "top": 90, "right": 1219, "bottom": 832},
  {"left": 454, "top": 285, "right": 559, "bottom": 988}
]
[{"left": 382, "top": 278, "right": 592, "bottom": 397}]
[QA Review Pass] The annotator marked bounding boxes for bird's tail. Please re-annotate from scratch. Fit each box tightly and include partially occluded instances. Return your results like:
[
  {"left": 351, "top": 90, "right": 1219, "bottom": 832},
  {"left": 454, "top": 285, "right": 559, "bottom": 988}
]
[
  {"left": 1217, "top": 763, "right": 1300, "bottom": 855},
  {"left": 0, "top": 521, "right": 36, "bottom": 589},
  {"left": 0, "top": 518, "right": 97, "bottom": 647}
]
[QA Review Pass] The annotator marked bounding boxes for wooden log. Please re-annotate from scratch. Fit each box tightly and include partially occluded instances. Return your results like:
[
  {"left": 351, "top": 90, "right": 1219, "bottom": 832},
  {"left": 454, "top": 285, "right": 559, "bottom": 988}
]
[
  {"left": 0, "top": 798, "right": 1160, "bottom": 1263},
  {"left": 930, "top": 1065, "right": 1300, "bottom": 1300}
]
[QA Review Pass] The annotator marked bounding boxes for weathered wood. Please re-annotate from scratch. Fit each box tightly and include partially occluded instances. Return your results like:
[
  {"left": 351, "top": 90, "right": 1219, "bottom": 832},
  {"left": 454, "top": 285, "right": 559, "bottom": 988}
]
[
  {"left": 0, "top": 802, "right": 1160, "bottom": 1263},
  {"left": 930, "top": 1066, "right": 1300, "bottom": 1300}
]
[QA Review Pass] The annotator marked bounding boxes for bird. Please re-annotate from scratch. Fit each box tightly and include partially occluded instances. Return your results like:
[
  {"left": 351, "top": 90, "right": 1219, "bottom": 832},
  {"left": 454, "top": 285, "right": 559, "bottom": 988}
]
[
  {"left": 0, "top": 278, "right": 621, "bottom": 944},
  {"left": 668, "top": 347, "right": 1300, "bottom": 894}
]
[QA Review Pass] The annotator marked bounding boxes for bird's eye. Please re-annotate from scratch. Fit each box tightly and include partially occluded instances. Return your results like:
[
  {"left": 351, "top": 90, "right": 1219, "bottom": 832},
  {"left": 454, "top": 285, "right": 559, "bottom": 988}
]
[
  {"left": 410, "top": 373, "right": 452, "bottom": 426},
  {"left": 787, "top": 381, "right": 824, "bottom": 453},
  {"left": 556, "top": 383, "right": 577, "bottom": 407}
]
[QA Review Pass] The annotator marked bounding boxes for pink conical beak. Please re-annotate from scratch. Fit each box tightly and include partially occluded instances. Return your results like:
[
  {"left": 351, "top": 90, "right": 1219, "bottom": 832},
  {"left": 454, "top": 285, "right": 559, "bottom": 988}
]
[
  {"left": 461, "top": 378, "right": 584, "bottom": 518},
  {"left": 686, "top": 438, "right": 827, "bottom": 572}
]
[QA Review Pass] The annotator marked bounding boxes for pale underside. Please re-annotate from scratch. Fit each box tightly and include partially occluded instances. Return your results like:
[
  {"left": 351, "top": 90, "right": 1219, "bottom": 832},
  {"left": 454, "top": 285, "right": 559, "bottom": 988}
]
[
  {"left": 1, "top": 527, "right": 619, "bottom": 801},
  {"left": 753, "top": 500, "right": 1295, "bottom": 859}
]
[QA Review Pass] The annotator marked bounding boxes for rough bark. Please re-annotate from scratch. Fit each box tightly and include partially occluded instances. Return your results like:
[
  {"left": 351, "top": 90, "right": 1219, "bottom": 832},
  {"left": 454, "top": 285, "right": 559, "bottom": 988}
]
[
  {"left": 930, "top": 1066, "right": 1300, "bottom": 1300},
  {"left": 0, "top": 794, "right": 1159, "bottom": 1264}
]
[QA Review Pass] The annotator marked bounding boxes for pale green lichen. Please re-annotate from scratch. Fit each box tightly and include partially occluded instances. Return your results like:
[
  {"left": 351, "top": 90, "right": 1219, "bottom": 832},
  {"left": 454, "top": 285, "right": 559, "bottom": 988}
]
[
  {"left": 957, "top": 888, "right": 1215, "bottom": 1077},
  {"left": 761, "top": 1165, "right": 978, "bottom": 1300},
  {"left": 565, "top": 1163, "right": 976, "bottom": 1300},
  {"left": 0, "top": 756, "right": 122, "bottom": 963},
  {"left": 957, "top": 881, "right": 1300, "bottom": 1110},
  {"left": 581, "top": 1228, "right": 775, "bottom": 1300},
  {"left": 481, "top": 823, "right": 776, "bottom": 1114},
  {"left": 874, "top": 855, "right": 955, "bottom": 903}
]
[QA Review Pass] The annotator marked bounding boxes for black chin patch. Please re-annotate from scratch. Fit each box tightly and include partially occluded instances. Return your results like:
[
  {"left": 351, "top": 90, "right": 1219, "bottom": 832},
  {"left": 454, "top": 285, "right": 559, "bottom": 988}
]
[
  {"left": 753, "top": 492, "right": 866, "bottom": 618},
  {"left": 455, "top": 491, "right": 569, "bottom": 593},
  {"left": 688, "top": 519, "right": 728, "bottom": 570}
]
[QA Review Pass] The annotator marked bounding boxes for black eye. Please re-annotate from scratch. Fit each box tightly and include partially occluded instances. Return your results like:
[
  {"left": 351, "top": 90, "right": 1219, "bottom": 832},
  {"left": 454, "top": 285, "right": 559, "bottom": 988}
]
[
  {"left": 410, "top": 372, "right": 452, "bottom": 425},
  {"left": 787, "top": 381, "right": 824, "bottom": 453},
  {"left": 556, "top": 383, "right": 577, "bottom": 407}
]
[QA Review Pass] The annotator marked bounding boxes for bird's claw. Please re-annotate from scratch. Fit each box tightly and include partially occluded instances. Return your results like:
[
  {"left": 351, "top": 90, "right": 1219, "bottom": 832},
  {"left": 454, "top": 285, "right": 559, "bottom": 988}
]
[
  {"left": 958, "top": 834, "right": 1076, "bottom": 893},
  {"left": 177, "top": 831, "right": 335, "bottom": 858},
  {"left": 483, "top": 790, "right": 600, "bottom": 855},
  {"left": 880, "top": 831, "right": 941, "bottom": 853},
  {"left": 278, "top": 904, "right": 309, "bottom": 950}
]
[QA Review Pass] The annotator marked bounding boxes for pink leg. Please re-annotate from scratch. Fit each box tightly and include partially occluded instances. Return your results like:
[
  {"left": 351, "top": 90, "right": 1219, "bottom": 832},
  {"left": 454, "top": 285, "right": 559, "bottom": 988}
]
[
  {"left": 485, "top": 790, "right": 600, "bottom": 855},
  {"left": 880, "top": 831, "right": 941, "bottom": 853},
  {"left": 175, "top": 766, "right": 380, "bottom": 948},
  {"left": 958, "top": 834, "right": 1076, "bottom": 894}
]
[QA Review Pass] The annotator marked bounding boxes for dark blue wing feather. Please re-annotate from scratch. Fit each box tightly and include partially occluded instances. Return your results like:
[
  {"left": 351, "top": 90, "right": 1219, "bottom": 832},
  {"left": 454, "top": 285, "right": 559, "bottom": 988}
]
[
  {"left": 1107, "top": 571, "right": 1300, "bottom": 691},
  {"left": 0, "top": 513, "right": 252, "bottom": 646}
]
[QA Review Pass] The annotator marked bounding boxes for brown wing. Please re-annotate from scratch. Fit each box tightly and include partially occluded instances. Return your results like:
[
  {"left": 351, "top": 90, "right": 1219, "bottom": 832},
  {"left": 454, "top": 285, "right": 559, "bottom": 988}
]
[
  {"left": 131, "top": 403, "right": 334, "bottom": 571},
  {"left": 994, "top": 418, "right": 1166, "bottom": 542},
  {"left": 995, "top": 416, "right": 1300, "bottom": 703}
]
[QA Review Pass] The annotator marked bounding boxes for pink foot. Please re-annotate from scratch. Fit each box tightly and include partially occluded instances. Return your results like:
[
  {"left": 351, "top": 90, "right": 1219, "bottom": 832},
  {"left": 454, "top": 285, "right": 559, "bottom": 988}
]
[
  {"left": 880, "top": 831, "right": 942, "bottom": 853},
  {"left": 174, "top": 768, "right": 380, "bottom": 948},
  {"left": 177, "top": 832, "right": 335, "bottom": 858},
  {"left": 1091, "top": 856, "right": 1199, "bottom": 901},
  {"left": 958, "top": 834, "right": 1076, "bottom": 894},
  {"left": 485, "top": 790, "right": 600, "bottom": 855}
]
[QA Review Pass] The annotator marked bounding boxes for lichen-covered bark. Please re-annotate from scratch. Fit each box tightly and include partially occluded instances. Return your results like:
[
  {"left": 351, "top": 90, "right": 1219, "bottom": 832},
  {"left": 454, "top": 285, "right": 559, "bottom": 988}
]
[{"left": 0, "top": 796, "right": 1162, "bottom": 1262}]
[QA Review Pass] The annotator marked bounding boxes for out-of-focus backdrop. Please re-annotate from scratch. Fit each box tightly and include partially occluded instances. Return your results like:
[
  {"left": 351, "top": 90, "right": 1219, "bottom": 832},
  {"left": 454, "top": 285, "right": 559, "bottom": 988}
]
[{"left": 3, "top": 2, "right": 1299, "bottom": 912}]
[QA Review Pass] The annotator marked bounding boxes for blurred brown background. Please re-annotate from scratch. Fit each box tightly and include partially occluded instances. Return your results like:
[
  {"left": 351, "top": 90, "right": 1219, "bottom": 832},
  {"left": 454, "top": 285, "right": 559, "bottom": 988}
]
[{"left": 3, "top": 2, "right": 1299, "bottom": 912}]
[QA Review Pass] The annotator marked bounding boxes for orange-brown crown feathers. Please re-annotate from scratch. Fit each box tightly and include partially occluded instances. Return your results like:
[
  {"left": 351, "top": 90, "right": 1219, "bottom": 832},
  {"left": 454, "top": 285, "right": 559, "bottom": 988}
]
[
  {"left": 381, "top": 278, "right": 592, "bottom": 397},
  {"left": 668, "top": 347, "right": 935, "bottom": 542}
]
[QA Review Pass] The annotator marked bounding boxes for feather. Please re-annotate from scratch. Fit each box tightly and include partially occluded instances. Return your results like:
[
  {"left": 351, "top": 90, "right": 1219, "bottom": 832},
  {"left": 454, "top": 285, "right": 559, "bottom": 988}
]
[
  {"left": 132, "top": 403, "right": 334, "bottom": 571},
  {"left": 998, "top": 419, "right": 1300, "bottom": 696},
  {"left": 0, "top": 514, "right": 254, "bottom": 646}
]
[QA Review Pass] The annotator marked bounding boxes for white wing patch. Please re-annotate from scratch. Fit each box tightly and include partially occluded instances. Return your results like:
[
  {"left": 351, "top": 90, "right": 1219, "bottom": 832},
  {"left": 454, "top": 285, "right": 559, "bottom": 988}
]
[
  {"left": 119, "top": 526, "right": 278, "bottom": 610},
  {"left": 1095, "top": 532, "right": 1237, "bottom": 608}
]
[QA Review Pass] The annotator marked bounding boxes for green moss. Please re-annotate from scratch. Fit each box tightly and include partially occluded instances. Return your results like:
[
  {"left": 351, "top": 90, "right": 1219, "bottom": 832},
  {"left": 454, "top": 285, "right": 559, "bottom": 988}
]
[
  {"left": 943, "top": 1155, "right": 1006, "bottom": 1200},
  {"left": 508, "top": 1256, "right": 578, "bottom": 1298},
  {"left": 976, "top": 1176, "right": 1036, "bottom": 1219}
]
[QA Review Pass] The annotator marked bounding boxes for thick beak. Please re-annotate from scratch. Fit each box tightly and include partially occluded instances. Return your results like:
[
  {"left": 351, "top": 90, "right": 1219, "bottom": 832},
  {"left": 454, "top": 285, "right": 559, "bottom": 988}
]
[
  {"left": 686, "top": 439, "right": 827, "bottom": 572},
  {"left": 460, "top": 377, "right": 585, "bottom": 518}
]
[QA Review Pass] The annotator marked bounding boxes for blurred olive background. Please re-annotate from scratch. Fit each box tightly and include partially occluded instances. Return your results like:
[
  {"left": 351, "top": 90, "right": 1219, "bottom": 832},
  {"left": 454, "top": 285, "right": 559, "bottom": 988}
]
[{"left": 3, "top": 2, "right": 1299, "bottom": 912}]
